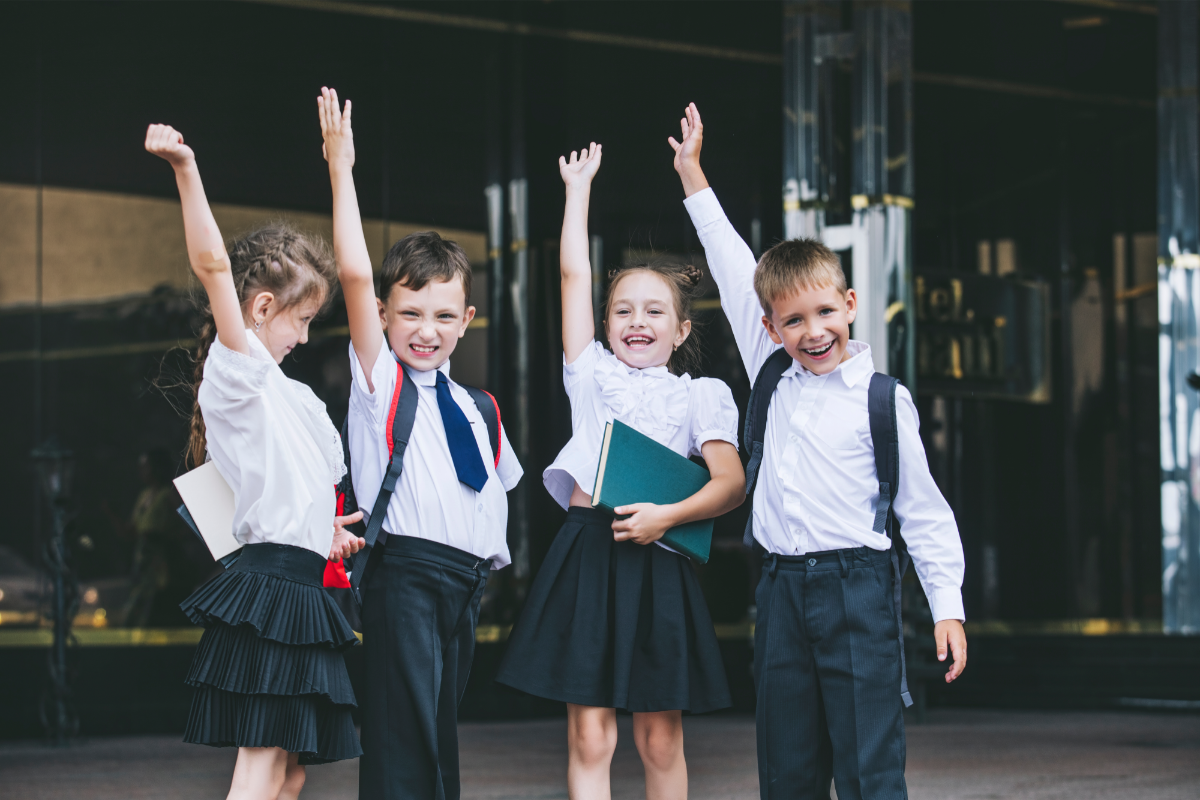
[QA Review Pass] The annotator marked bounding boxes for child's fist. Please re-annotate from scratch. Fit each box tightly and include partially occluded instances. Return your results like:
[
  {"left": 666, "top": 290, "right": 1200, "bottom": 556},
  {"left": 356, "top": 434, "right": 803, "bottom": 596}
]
[
  {"left": 559, "top": 142, "right": 602, "bottom": 190},
  {"left": 318, "top": 86, "right": 355, "bottom": 169},
  {"left": 144, "top": 124, "right": 195, "bottom": 169},
  {"left": 329, "top": 511, "right": 365, "bottom": 561}
]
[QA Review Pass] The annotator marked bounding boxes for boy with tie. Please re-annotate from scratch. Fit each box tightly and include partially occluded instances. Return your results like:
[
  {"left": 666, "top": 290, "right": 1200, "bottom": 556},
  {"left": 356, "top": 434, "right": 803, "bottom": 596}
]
[
  {"left": 670, "top": 103, "right": 967, "bottom": 799},
  {"left": 319, "top": 88, "right": 522, "bottom": 800}
]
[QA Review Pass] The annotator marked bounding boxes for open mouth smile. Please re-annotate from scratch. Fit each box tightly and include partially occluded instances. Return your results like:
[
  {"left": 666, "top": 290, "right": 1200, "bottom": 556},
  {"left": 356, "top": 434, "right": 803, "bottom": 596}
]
[
  {"left": 622, "top": 335, "right": 655, "bottom": 351},
  {"left": 410, "top": 343, "right": 438, "bottom": 356},
  {"left": 802, "top": 340, "right": 835, "bottom": 359}
]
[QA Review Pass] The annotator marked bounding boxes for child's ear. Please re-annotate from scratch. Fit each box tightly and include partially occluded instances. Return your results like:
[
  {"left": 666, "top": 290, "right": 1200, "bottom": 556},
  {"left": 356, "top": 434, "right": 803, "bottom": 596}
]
[
  {"left": 675, "top": 318, "right": 692, "bottom": 348},
  {"left": 251, "top": 291, "right": 275, "bottom": 327},
  {"left": 762, "top": 315, "right": 784, "bottom": 346},
  {"left": 377, "top": 297, "right": 387, "bottom": 330},
  {"left": 460, "top": 305, "right": 476, "bottom": 338},
  {"left": 844, "top": 288, "right": 857, "bottom": 324}
]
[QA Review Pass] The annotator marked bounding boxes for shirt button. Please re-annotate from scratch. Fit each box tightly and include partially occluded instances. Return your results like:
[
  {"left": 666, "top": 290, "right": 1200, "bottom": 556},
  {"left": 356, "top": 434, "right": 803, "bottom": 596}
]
[
  {"left": 477, "top": 503, "right": 484, "bottom": 512},
  {"left": 807, "top": 558, "right": 817, "bottom": 567}
]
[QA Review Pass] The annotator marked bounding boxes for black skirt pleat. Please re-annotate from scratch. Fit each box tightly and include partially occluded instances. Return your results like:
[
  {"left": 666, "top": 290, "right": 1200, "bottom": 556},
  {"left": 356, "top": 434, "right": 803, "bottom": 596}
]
[
  {"left": 179, "top": 542, "right": 361, "bottom": 765},
  {"left": 495, "top": 507, "right": 731, "bottom": 714}
]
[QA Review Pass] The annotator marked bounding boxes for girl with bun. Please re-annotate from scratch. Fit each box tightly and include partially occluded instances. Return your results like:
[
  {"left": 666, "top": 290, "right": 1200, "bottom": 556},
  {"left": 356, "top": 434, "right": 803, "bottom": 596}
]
[{"left": 496, "top": 143, "right": 745, "bottom": 800}]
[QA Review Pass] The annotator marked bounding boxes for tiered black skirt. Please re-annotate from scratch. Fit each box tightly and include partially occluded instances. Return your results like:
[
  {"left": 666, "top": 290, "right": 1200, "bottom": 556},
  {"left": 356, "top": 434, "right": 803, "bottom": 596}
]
[
  {"left": 179, "top": 542, "right": 361, "bottom": 764},
  {"left": 495, "top": 507, "right": 731, "bottom": 714}
]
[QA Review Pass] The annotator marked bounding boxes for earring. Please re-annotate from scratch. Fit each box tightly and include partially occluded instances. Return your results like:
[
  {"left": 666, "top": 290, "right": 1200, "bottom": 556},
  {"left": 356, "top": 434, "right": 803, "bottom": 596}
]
[{"left": 254, "top": 320, "right": 263, "bottom": 331}]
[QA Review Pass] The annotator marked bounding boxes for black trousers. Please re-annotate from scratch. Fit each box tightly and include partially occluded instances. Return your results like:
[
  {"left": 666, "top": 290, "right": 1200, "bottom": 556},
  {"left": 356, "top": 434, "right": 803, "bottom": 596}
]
[
  {"left": 359, "top": 534, "right": 491, "bottom": 800},
  {"left": 754, "top": 546, "right": 907, "bottom": 800}
]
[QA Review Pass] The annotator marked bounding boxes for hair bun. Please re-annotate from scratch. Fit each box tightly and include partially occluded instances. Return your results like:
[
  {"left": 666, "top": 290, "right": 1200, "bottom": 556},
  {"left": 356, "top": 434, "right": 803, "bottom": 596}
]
[{"left": 681, "top": 264, "right": 703, "bottom": 287}]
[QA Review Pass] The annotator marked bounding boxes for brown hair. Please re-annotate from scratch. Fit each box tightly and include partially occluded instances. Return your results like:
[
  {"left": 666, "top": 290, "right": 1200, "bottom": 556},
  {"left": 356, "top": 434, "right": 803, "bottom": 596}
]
[
  {"left": 603, "top": 261, "right": 704, "bottom": 377},
  {"left": 378, "top": 231, "right": 472, "bottom": 305},
  {"left": 187, "top": 222, "right": 335, "bottom": 467},
  {"left": 754, "top": 238, "right": 846, "bottom": 317}
]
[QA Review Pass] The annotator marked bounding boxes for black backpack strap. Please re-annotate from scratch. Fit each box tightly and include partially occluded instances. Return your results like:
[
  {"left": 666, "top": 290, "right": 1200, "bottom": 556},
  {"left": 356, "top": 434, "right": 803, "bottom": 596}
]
[
  {"left": 741, "top": 348, "right": 794, "bottom": 547},
  {"left": 462, "top": 385, "right": 502, "bottom": 468},
  {"left": 349, "top": 359, "right": 419, "bottom": 593},
  {"left": 867, "top": 372, "right": 913, "bottom": 708}
]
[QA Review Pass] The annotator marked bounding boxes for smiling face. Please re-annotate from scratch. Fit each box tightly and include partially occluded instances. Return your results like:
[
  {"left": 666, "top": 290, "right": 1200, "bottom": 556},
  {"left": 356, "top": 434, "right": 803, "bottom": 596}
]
[
  {"left": 250, "top": 292, "right": 325, "bottom": 364},
  {"left": 381, "top": 278, "right": 475, "bottom": 371},
  {"left": 605, "top": 270, "right": 691, "bottom": 371},
  {"left": 762, "top": 283, "right": 857, "bottom": 375}
]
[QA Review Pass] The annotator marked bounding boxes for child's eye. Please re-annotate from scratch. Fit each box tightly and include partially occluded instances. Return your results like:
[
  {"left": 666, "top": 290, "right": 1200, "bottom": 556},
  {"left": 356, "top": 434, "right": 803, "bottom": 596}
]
[{"left": 819, "top": 308, "right": 833, "bottom": 316}]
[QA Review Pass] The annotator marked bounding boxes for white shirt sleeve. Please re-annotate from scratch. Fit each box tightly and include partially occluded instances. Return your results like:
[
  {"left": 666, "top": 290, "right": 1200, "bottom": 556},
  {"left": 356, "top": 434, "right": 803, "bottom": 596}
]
[
  {"left": 688, "top": 378, "right": 740, "bottom": 457},
  {"left": 496, "top": 424, "right": 523, "bottom": 493},
  {"left": 683, "top": 188, "right": 781, "bottom": 378},
  {"left": 348, "top": 338, "right": 397, "bottom": 426},
  {"left": 890, "top": 385, "right": 966, "bottom": 623}
]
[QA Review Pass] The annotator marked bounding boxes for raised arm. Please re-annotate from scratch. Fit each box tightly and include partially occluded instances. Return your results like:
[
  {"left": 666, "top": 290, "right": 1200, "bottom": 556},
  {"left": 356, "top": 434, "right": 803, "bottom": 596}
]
[
  {"left": 671, "top": 104, "right": 778, "bottom": 377},
  {"left": 320, "top": 86, "right": 384, "bottom": 386},
  {"left": 559, "top": 143, "right": 603, "bottom": 364},
  {"left": 145, "top": 125, "right": 246, "bottom": 355}
]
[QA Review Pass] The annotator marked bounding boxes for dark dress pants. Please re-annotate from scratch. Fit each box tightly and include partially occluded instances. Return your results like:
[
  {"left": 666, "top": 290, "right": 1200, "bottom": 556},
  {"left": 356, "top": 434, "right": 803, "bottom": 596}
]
[
  {"left": 754, "top": 546, "right": 907, "bottom": 800},
  {"left": 359, "top": 534, "right": 490, "bottom": 800}
]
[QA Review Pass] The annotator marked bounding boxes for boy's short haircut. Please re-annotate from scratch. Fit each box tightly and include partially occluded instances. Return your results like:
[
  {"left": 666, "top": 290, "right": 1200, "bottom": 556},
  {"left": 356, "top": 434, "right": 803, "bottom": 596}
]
[
  {"left": 754, "top": 238, "right": 847, "bottom": 317},
  {"left": 379, "top": 231, "right": 473, "bottom": 305}
]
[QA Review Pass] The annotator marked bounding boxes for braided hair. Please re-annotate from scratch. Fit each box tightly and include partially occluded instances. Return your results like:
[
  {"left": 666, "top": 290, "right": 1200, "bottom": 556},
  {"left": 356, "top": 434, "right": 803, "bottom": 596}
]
[
  {"left": 603, "top": 261, "right": 705, "bottom": 377},
  {"left": 186, "top": 222, "right": 335, "bottom": 467}
]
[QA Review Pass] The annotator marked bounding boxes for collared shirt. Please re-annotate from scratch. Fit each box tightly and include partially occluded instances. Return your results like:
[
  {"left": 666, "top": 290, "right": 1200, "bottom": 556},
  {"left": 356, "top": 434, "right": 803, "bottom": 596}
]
[
  {"left": 346, "top": 339, "right": 523, "bottom": 568},
  {"left": 685, "top": 187, "right": 965, "bottom": 622},
  {"left": 543, "top": 339, "right": 740, "bottom": 510},
  {"left": 199, "top": 331, "right": 346, "bottom": 558}
]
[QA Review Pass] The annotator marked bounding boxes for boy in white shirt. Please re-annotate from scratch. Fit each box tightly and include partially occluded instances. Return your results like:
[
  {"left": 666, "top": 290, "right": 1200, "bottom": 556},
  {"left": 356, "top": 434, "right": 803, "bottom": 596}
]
[
  {"left": 319, "top": 89, "right": 523, "bottom": 800},
  {"left": 670, "top": 104, "right": 967, "bottom": 799}
]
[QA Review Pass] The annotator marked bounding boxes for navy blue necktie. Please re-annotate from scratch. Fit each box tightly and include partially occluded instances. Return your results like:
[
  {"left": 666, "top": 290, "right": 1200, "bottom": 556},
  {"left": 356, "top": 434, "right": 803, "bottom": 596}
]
[{"left": 436, "top": 372, "right": 488, "bottom": 492}]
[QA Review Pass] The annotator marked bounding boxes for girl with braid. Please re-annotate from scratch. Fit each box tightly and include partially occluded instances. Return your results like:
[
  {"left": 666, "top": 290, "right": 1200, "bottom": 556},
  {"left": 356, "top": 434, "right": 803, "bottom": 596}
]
[
  {"left": 495, "top": 143, "right": 745, "bottom": 800},
  {"left": 145, "top": 123, "right": 364, "bottom": 799}
]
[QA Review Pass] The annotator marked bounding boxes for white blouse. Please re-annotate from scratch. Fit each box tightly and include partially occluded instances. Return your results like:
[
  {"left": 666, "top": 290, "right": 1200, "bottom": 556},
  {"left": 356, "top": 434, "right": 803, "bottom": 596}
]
[
  {"left": 198, "top": 331, "right": 346, "bottom": 559},
  {"left": 543, "top": 339, "right": 740, "bottom": 512}
]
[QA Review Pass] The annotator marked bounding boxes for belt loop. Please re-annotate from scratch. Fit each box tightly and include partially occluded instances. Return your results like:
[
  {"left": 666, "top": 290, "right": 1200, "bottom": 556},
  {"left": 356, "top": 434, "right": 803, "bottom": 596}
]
[
  {"left": 768, "top": 553, "right": 779, "bottom": 578},
  {"left": 837, "top": 550, "right": 849, "bottom": 578}
]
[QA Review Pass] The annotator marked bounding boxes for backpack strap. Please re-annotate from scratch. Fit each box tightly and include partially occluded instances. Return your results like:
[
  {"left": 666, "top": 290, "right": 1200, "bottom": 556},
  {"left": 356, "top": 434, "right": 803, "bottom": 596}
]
[
  {"left": 741, "top": 348, "right": 794, "bottom": 547},
  {"left": 462, "top": 385, "right": 502, "bottom": 468},
  {"left": 867, "top": 372, "right": 913, "bottom": 708},
  {"left": 349, "top": 358, "right": 419, "bottom": 593}
]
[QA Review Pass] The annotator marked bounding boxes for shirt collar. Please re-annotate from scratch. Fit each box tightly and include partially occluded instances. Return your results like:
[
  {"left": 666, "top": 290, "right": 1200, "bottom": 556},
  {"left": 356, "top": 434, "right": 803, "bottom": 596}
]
[
  {"left": 245, "top": 329, "right": 274, "bottom": 362},
  {"left": 392, "top": 349, "right": 451, "bottom": 387},
  {"left": 781, "top": 340, "right": 874, "bottom": 387}
]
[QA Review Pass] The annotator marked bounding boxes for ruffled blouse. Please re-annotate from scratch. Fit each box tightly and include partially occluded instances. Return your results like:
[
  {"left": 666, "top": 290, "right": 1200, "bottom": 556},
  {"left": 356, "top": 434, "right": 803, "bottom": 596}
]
[
  {"left": 198, "top": 331, "right": 346, "bottom": 558},
  {"left": 543, "top": 339, "right": 740, "bottom": 511}
]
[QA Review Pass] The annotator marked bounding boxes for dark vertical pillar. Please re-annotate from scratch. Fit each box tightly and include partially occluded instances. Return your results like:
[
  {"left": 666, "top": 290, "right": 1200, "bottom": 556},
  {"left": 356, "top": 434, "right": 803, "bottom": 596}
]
[
  {"left": 849, "top": 0, "right": 914, "bottom": 387},
  {"left": 782, "top": 0, "right": 837, "bottom": 239},
  {"left": 484, "top": 38, "right": 506, "bottom": 399},
  {"left": 1158, "top": 0, "right": 1200, "bottom": 633},
  {"left": 508, "top": 33, "right": 531, "bottom": 584}
]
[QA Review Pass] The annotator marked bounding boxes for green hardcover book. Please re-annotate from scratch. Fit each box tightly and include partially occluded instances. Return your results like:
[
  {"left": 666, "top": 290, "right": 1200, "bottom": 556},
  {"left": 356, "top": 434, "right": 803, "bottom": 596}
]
[{"left": 591, "top": 419, "right": 713, "bottom": 564}]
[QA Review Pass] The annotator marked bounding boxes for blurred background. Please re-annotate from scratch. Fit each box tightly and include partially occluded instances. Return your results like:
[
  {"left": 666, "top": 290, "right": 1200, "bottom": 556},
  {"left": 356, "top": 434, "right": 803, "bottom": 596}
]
[{"left": 1, "top": 0, "right": 1197, "bottom": 759}]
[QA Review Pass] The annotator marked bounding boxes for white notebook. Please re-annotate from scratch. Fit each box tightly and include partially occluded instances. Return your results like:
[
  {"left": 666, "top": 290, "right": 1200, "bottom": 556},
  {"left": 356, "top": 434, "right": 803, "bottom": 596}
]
[{"left": 173, "top": 461, "right": 241, "bottom": 560}]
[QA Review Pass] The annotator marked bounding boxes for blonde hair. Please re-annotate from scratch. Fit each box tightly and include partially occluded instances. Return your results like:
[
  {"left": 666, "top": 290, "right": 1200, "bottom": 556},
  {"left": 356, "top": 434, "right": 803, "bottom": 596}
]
[{"left": 754, "top": 238, "right": 847, "bottom": 317}]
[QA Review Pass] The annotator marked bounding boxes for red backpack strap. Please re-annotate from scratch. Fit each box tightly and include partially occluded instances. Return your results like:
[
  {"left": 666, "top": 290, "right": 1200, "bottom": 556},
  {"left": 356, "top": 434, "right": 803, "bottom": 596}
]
[{"left": 385, "top": 360, "right": 406, "bottom": 459}]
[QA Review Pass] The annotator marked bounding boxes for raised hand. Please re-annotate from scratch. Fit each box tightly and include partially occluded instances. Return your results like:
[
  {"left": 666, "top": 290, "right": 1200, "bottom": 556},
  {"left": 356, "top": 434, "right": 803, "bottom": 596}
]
[
  {"left": 318, "top": 86, "right": 355, "bottom": 169},
  {"left": 559, "top": 142, "right": 603, "bottom": 191},
  {"left": 668, "top": 103, "right": 709, "bottom": 197},
  {"left": 144, "top": 124, "right": 195, "bottom": 170}
]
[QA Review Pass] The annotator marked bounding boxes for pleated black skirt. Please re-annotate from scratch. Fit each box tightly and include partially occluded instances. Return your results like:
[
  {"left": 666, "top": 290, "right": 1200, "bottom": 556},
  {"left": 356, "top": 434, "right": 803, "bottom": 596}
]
[
  {"left": 495, "top": 507, "right": 731, "bottom": 714},
  {"left": 179, "top": 542, "right": 361, "bottom": 765}
]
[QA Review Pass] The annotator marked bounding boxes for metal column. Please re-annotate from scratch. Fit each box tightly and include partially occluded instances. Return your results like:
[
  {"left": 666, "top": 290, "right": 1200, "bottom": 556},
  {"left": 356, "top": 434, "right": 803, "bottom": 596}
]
[
  {"left": 1158, "top": 0, "right": 1200, "bottom": 633},
  {"left": 851, "top": 0, "right": 914, "bottom": 386},
  {"left": 782, "top": 0, "right": 838, "bottom": 240}
]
